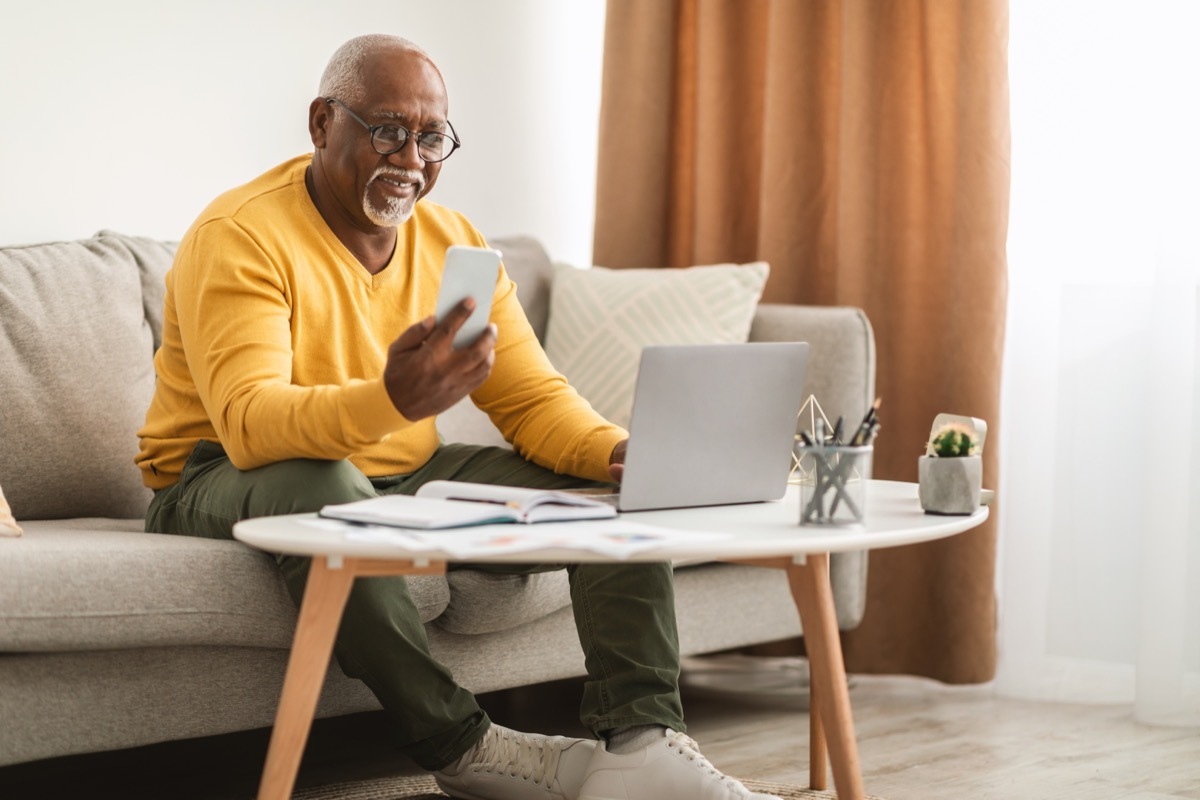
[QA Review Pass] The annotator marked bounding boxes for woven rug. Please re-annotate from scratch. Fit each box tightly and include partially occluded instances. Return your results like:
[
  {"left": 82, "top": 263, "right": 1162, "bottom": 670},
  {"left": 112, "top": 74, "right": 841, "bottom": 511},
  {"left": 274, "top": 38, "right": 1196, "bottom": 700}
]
[{"left": 292, "top": 773, "right": 886, "bottom": 799}]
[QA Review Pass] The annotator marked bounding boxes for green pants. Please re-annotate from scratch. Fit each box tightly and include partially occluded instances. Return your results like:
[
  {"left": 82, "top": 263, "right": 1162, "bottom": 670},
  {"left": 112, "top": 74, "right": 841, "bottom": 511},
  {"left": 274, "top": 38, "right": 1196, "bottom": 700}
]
[{"left": 146, "top": 440, "right": 684, "bottom": 769}]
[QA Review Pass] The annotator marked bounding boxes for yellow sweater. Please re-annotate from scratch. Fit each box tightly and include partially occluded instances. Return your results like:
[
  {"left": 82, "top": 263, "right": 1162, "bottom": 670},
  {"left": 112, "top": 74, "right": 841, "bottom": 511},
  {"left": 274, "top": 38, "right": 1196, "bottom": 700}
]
[{"left": 136, "top": 156, "right": 625, "bottom": 489}]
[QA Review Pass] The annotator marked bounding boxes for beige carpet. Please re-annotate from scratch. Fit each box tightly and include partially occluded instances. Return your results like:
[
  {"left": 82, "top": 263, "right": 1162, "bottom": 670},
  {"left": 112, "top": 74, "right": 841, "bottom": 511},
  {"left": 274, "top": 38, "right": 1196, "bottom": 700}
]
[{"left": 292, "top": 773, "right": 885, "bottom": 799}]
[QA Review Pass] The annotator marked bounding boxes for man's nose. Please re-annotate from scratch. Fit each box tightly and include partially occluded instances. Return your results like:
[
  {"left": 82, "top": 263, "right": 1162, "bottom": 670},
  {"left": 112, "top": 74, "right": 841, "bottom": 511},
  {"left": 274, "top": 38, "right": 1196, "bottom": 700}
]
[{"left": 387, "top": 137, "right": 425, "bottom": 170}]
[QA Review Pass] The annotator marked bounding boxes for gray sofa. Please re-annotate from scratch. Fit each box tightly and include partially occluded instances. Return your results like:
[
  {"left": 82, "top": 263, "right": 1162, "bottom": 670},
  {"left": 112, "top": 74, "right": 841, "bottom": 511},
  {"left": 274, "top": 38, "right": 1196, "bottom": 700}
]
[{"left": 0, "top": 231, "right": 875, "bottom": 767}]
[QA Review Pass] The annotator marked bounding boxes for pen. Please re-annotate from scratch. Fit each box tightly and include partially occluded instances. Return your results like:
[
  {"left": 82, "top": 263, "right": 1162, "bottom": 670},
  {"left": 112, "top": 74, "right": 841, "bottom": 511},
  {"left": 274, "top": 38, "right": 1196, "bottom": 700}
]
[{"left": 851, "top": 398, "right": 882, "bottom": 446}]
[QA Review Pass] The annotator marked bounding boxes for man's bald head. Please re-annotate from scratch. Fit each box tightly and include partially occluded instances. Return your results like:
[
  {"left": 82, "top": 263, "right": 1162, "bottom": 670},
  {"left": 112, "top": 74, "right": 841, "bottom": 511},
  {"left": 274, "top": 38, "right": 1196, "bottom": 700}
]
[{"left": 318, "top": 34, "right": 442, "bottom": 105}]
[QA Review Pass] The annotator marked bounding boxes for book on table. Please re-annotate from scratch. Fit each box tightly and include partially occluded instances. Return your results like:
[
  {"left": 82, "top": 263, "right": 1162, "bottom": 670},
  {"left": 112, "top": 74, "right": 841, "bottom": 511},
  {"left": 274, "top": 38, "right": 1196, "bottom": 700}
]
[{"left": 318, "top": 480, "right": 618, "bottom": 529}]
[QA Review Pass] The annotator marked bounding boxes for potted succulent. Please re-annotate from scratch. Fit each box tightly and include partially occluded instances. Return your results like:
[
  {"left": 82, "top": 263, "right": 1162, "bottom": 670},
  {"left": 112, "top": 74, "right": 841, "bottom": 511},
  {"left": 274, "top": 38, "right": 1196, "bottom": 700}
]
[{"left": 918, "top": 420, "right": 983, "bottom": 515}]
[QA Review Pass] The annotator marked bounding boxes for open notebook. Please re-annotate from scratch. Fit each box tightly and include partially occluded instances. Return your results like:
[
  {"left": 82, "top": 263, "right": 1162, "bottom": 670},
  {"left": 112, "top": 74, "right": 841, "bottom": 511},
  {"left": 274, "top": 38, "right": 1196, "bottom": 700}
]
[{"left": 319, "top": 480, "right": 616, "bottom": 529}]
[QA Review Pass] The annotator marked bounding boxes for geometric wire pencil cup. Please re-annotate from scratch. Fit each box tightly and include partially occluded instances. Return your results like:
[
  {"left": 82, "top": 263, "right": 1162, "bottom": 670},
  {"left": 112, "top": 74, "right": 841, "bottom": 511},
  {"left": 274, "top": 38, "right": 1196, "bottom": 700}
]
[{"left": 796, "top": 444, "right": 873, "bottom": 528}]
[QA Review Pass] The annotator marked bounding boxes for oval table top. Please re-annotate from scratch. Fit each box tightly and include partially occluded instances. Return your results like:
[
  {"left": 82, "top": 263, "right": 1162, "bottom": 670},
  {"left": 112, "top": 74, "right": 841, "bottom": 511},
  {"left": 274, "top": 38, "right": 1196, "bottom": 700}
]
[{"left": 232, "top": 479, "right": 989, "bottom": 564}]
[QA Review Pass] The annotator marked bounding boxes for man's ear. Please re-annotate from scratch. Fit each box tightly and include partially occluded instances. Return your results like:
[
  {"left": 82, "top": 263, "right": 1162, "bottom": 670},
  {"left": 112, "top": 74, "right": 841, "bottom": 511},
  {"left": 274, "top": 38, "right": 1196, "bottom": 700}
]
[{"left": 309, "top": 97, "right": 331, "bottom": 148}]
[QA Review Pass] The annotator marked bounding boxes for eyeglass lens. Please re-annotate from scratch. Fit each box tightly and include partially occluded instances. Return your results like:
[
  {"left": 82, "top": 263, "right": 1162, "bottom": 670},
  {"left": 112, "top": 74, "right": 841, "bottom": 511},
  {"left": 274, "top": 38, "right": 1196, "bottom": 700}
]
[{"left": 371, "top": 126, "right": 451, "bottom": 161}]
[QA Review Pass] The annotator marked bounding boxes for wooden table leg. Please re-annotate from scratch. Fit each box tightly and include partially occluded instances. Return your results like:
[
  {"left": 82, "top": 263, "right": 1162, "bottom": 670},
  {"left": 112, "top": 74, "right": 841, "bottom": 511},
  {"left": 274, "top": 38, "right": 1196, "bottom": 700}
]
[
  {"left": 257, "top": 556, "right": 356, "bottom": 800},
  {"left": 809, "top": 674, "right": 827, "bottom": 790},
  {"left": 787, "top": 553, "right": 864, "bottom": 800}
]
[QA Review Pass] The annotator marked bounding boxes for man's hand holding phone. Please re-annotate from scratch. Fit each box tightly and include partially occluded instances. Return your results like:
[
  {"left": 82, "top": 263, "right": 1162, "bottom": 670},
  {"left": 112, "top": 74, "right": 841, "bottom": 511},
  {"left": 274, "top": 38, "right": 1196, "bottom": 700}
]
[
  {"left": 434, "top": 245, "right": 502, "bottom": 349},
  {"left": 383, "top": 246, "right": 502, "bottom": 421},
  {"left": 383, "top": 299, "right": 497, "bottom": 421}
]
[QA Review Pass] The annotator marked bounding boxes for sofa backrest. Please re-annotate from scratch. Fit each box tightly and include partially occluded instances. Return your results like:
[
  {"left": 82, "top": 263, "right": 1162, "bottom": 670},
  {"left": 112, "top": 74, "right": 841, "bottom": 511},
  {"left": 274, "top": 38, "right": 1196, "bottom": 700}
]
[
  {"left": 0, "top": 232, "right": 555, "bottom": 521},
  {"left": 1, "top": 230, "right": 872, "bottom": 520},
  {"left": 489, "top": 235, "right": 556, "bottom": 340},
  {"left": 0, "top": 232, "right": 176, "bottom": 520}
]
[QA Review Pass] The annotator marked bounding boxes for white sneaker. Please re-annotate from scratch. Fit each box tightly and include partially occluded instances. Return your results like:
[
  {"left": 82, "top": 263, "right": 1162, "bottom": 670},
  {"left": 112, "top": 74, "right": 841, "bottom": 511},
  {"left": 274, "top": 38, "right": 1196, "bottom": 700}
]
[
  {"left": 577, "top": 729, "right": 782, "bottom": 800},
  {"left": 434, "top": 723, "right": 598, "bottom": 800}
]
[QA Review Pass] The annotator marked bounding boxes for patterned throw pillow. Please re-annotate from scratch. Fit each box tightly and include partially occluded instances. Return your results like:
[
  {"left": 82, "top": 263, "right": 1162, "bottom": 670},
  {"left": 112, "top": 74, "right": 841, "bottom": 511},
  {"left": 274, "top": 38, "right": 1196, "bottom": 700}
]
[
  {"left": 0, "top": 484, "right": 22, "bottom": 538},
  {"left": 543, "top": 261, "right": 769, "bottom": 429}
]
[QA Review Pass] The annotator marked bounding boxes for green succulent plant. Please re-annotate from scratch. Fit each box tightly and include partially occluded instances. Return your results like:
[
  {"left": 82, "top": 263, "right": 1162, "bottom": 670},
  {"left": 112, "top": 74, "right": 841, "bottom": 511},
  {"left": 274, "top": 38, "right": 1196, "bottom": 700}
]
[{"left": 929, "top": 423, "right": 977, "bottom": 457}]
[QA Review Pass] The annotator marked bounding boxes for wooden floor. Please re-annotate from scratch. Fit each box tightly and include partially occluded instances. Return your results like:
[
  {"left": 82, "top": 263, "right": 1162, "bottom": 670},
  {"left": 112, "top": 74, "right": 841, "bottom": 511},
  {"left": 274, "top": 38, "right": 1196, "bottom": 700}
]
[
  {"left": 2, "top": 655, "right": 1197, "bottom": 799},
  {"left": 674, "top": 656, "right": 1200, "bottom": 800}
]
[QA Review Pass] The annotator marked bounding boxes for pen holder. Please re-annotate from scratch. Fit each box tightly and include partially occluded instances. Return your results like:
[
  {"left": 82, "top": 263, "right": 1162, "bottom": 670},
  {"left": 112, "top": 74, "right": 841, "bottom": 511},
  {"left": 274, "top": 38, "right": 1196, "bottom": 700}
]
[{"left": 796, "top": 444, "right": 872, "bottom": 528}]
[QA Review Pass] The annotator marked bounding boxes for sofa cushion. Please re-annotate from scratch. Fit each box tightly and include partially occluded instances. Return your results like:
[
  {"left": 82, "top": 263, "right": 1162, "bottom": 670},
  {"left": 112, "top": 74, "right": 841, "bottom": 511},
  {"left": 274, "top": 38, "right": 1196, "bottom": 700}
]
[
  {"left": 436, "top": 569, "right": 571, "bottom": 635},
  {"left": 543, "top": 262, "right": 769, "bottom": 429},
  {"left": 0, "top": 522, "right": 451, "bottom": 652},
  {"left": 0, "top": 232, "right": 175, "bottom": 520}
]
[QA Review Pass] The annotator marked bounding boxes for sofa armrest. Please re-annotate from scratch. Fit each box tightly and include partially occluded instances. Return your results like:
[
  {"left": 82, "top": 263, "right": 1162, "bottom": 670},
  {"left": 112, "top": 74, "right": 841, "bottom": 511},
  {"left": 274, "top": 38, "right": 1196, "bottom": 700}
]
[
  {"left": 749, "top": 303, "right": 876, "bottom": 629},
  {"left": 749, "top": 304, "right": 876, "bottom": 433}
]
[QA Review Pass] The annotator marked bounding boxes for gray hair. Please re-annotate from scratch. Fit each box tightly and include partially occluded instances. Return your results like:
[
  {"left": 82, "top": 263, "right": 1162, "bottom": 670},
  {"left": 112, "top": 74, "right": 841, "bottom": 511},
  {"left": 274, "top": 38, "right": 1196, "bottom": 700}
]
[{"left": 318, "top": 34, "right": 430, "bottom": 105}]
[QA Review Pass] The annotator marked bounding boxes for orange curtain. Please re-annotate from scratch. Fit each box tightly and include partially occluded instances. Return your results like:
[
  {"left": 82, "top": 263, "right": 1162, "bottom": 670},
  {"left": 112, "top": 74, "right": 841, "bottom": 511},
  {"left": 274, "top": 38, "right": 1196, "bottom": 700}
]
[{"left": 595, "top": 0, "right": 1009, "bottom": 683}]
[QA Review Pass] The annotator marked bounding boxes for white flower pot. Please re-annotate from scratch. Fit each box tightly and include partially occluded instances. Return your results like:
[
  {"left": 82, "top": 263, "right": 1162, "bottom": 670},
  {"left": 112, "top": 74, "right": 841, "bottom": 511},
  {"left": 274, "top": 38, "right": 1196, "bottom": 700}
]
[{"left": 918, "top": 455, "right": 982, "bottom": 515}]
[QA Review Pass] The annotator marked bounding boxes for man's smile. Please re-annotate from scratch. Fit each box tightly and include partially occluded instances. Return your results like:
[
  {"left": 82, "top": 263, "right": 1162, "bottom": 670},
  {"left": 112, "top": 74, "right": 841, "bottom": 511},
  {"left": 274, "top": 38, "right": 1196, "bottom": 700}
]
[{"left": 372, "top": 169, "right": 425, "bottom": 198}]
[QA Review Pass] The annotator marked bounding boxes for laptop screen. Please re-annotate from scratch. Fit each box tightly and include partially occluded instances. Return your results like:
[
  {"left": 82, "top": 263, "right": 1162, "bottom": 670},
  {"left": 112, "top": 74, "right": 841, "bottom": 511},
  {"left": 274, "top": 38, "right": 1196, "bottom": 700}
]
[{"left": 617, "top": 342, "right": 809, "bottom": 511}]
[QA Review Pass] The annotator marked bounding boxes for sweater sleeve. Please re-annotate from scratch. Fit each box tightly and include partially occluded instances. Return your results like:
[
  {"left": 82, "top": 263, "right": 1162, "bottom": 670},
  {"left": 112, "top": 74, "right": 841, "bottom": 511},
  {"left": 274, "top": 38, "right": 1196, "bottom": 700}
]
[{"left": 173, "top": 219, "right": 411, "bottom": 470}]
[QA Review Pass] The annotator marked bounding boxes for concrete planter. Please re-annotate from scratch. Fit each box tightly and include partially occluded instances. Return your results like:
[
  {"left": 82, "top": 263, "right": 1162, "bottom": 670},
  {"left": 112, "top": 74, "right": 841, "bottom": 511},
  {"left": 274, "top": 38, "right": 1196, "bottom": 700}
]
[{"left": 918, "top": 455, "right": 982, "bottom": 515}]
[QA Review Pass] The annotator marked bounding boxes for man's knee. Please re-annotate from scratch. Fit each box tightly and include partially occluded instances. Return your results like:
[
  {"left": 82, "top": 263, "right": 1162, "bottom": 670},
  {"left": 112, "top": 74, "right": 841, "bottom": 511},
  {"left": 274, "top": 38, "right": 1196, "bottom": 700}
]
[{"left": 244, "top": 458, "right": 376, "bottom": 517}]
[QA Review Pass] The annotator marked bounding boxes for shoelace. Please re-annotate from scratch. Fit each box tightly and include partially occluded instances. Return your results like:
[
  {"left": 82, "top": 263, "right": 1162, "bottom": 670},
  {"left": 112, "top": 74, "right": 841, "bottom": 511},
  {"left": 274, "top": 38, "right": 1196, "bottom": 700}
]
[
  {"left": 471, "top": 727, "right": 563, "bottom": 787},
  {"left": 666, "top": 732, "right": 747, "bottom": 793}
]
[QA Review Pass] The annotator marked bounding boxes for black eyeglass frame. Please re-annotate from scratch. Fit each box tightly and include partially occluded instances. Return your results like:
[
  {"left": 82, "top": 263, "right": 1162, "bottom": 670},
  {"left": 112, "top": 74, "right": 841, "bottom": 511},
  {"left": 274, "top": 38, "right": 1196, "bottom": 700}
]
[{"left": 324, "top": 97, "right": 461, "bottom": 163}]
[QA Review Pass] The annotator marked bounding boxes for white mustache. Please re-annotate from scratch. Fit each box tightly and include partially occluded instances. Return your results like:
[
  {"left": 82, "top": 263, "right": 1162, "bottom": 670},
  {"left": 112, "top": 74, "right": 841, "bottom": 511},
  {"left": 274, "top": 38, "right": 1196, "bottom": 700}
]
[{"left": 371, "top": 168, "right": 425, "bottom": 194}]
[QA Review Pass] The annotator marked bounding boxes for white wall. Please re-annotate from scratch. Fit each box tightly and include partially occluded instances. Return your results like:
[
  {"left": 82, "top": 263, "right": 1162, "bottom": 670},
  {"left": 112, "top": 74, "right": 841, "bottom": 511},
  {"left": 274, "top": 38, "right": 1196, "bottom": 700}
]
[{"left": 0, "top": 0, "right": 606, "bottom": 267}]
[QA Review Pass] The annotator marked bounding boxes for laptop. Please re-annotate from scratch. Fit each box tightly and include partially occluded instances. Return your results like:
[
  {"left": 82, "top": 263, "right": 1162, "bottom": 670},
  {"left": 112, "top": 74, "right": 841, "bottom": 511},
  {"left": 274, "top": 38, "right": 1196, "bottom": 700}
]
[{"left": 595, "top": 341, "right": 809, "bottom": 512}]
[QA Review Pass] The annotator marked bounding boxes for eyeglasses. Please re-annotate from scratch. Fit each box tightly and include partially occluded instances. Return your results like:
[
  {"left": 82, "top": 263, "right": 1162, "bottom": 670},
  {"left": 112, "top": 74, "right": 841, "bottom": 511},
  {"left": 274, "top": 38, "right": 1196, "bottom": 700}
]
[{"left": 324, "top": 97, "right": 461, "bottom": 163}]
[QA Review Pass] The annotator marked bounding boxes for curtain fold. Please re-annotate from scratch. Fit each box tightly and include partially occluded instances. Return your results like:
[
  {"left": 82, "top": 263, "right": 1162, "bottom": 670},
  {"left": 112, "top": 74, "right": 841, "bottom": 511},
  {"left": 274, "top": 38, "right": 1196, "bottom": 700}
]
[{"left": 596, "top": 0, "right": 1010, "bottom": 683}]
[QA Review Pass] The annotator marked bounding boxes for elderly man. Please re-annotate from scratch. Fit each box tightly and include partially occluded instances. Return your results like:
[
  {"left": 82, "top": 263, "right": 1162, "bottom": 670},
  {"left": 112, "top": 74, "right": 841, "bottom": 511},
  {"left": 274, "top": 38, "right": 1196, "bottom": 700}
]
[{"left": 136, "top": 34, "right": 779, "bottom": 800}]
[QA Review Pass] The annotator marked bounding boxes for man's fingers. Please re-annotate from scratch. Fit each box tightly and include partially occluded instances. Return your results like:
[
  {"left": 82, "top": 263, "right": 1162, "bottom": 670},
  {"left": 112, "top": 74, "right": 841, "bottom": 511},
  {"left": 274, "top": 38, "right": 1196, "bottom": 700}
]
[
  {"left": 431, "top": 297, "right": 476, "bottom": 344},
  {"left": 393, "top": 316, "right": 437, "bottom": 352},
  {"left": 463, "top": 346, "right": 496, "bottom": 386},
  {"left": 607, "top": 439, "right": 627, "bottom": 484},
  {"left": 457, "top": 322, "right": 498, "bottom": 361}
]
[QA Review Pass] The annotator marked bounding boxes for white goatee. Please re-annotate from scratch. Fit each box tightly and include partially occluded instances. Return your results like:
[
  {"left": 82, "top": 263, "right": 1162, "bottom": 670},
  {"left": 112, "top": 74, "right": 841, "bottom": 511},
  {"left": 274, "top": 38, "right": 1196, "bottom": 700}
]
[{"left": 363, "top": 168, "right": 425, "bottom": 226}]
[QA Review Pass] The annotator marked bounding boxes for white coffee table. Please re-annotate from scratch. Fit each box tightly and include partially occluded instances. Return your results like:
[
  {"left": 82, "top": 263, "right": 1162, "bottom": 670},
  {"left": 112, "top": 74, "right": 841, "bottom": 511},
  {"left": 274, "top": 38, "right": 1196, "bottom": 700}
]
[{"left": 234, "top": 479, "right": 988, "bottom": 800}]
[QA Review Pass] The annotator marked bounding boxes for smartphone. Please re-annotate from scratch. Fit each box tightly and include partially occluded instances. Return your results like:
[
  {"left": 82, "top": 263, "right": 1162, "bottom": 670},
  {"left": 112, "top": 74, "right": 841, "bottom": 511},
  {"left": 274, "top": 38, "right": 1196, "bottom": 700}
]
[{"left": 434, "top": 245, "right": 502, "bottom": 349}]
